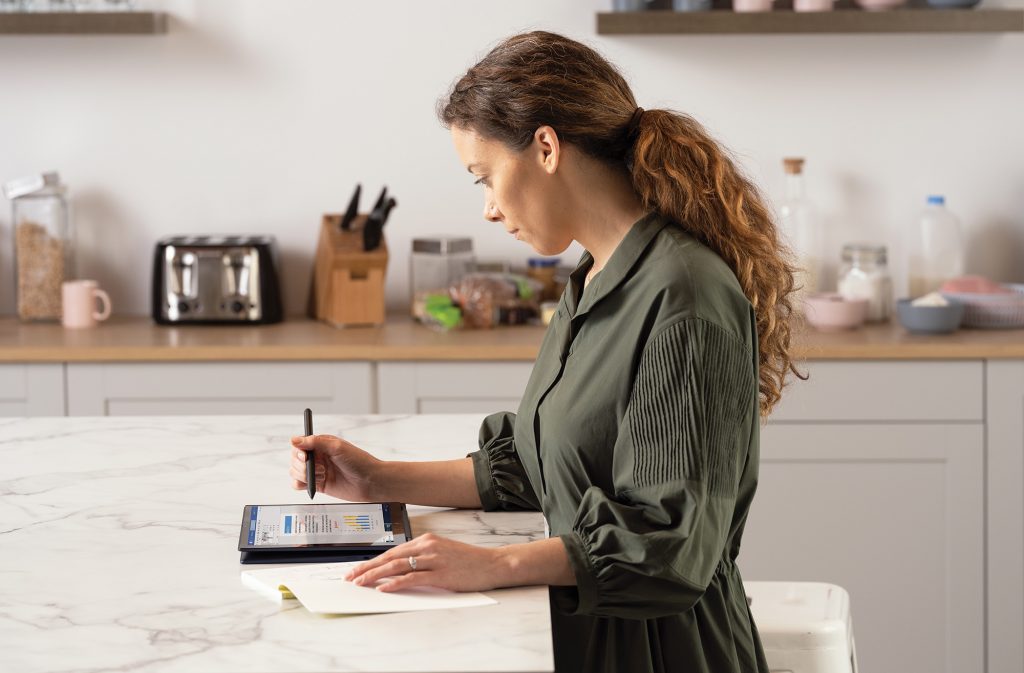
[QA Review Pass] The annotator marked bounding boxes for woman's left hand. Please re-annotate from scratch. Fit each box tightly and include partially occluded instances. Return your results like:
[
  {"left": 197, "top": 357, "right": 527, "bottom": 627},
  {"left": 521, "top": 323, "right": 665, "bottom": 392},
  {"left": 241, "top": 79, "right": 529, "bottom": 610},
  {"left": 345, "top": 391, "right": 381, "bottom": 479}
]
[{"left": 343, "top": 532, "right": 505, "bottom": 593}]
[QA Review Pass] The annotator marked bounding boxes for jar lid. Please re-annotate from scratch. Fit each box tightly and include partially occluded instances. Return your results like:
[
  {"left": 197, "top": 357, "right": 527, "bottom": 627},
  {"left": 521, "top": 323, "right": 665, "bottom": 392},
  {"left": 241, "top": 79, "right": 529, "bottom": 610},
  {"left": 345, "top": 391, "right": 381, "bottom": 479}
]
[
  {"left": 528, "top": 257, "right": 560, "bottom": 268},
  {"left": 841, "top": 242, "right": 888, "bottom": 265},
  {"left": 3, "top": 171, "right": 64, "bottom": 200},
  {"left": 412, "top": 237, "right": 473, "bottom": 254}
]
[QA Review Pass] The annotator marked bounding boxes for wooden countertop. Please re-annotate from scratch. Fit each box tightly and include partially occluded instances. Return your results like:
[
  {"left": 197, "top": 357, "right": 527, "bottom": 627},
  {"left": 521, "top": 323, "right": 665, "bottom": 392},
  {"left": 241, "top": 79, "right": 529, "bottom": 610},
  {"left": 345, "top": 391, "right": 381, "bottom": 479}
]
[{"left": 1, "top": 315, "right": 1023, "bottom": 362}]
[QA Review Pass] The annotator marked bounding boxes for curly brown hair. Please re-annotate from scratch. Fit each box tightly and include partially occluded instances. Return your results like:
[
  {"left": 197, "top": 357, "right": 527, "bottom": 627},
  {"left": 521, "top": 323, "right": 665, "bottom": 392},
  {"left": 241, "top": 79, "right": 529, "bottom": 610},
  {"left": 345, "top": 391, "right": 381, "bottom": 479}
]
[{"left": 438, "top": 30, "right": 806, "bottom": 418}]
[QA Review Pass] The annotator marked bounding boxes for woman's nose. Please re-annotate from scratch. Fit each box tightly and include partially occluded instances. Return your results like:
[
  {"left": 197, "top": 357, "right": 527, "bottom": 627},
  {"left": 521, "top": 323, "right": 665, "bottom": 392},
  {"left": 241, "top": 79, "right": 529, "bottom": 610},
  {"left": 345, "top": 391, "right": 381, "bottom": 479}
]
[{"left": 484, "top": 202, "right": 502, "bottom": 223}]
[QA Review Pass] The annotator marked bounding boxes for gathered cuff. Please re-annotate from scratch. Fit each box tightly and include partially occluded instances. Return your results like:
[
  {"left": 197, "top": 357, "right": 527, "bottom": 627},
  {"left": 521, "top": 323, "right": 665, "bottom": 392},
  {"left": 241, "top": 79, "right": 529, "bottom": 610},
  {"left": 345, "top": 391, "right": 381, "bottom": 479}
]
[
  {"left": 468, "top": 449, "right": 501, "bottom": 511},
  {"left": 550, "top": 532, "right": 600, "bottom": 617}
]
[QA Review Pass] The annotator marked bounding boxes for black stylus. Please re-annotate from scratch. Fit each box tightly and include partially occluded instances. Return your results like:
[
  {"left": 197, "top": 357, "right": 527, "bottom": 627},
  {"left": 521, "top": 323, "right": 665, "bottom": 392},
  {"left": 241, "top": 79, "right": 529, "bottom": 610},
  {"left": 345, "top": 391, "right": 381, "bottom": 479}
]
[{"left": 304, "top": 408, "right": 315, "bottom": 499}]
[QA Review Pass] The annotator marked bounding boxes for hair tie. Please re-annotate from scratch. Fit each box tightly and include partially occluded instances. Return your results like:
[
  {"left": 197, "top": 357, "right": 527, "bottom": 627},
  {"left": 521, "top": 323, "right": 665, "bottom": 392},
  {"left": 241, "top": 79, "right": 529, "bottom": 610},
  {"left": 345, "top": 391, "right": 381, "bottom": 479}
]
[{"left": 625, "top": 106, "right": 646, "bottom": 142}]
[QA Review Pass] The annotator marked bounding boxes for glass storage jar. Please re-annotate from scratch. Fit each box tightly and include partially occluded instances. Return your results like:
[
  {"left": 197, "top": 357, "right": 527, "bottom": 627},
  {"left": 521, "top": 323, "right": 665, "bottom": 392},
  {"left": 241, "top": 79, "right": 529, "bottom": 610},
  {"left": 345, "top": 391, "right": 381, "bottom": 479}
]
[
  {"left": 526, "top": 257, "right": 561, "bottom": 302},
  {"left": 409, "top": 237, "right": 474, "bottom": 321},
  {"left": 5, "top": 172, "right": 72, "bottom": 321},
  {"left": 837, "top": 242, "right": 892, "bottom": 322}
]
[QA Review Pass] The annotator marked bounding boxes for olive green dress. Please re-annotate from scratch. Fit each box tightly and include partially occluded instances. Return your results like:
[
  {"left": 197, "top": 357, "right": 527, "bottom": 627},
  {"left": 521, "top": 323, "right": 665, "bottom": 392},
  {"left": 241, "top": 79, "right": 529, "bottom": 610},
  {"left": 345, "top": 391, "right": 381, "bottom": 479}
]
[{"left": 468, "top": 211, "right": 771, "bottom": 673}]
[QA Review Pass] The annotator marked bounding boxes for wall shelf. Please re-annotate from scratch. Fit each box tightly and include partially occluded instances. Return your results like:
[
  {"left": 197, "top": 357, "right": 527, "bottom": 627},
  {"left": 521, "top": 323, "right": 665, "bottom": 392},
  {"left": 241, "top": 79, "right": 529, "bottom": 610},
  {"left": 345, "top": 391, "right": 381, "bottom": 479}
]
[
  {"left": 596, "top": 9, "right": 1024, "bottom": 35},
  {"left": 0, "top": 11, "right": 167, "bottom": 35}
]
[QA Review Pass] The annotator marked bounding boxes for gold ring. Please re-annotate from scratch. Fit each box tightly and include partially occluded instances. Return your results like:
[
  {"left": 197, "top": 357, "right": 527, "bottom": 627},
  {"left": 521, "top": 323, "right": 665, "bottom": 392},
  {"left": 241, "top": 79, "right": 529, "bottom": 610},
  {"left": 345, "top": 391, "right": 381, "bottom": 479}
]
[{"left": 408, "top": 556, "right": 418, "bottom": 571}]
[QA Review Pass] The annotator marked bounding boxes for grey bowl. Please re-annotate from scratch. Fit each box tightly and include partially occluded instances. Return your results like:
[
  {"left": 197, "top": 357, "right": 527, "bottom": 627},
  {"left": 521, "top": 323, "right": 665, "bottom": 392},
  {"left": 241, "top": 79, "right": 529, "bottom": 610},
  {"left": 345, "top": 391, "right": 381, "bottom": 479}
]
[
  {"left": 927, "top": 0, "right": 981, "bottom": 7},
  {"left": 673, "top": 0, "right": 712, "bottom": 10},
  {"left": 897, "top": 297, "right": 965, "bottom": 334}
]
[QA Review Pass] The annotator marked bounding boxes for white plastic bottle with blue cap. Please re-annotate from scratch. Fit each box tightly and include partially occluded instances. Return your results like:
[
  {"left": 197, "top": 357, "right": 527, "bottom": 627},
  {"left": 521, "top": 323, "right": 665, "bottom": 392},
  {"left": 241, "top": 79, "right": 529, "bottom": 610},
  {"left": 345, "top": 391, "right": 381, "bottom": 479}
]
[{"left": 908, "top": 195, "right": 964, "bottom": 299}]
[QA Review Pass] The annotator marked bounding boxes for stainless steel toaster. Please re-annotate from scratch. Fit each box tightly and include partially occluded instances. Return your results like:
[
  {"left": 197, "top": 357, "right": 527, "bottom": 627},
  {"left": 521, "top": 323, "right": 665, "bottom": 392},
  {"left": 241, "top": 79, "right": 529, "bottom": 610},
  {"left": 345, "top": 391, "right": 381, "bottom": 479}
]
[{"left": 151, "top": 235, "right": 283, "bottom": 324}]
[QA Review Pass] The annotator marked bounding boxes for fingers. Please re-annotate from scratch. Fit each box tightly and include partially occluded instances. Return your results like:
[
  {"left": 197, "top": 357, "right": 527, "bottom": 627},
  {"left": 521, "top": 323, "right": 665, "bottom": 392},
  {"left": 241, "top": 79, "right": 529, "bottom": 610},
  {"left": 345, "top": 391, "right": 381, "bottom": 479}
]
[
  {"left": 376, "top": 570, "right": 435, "bottom": 593},
  {"left": 344, "top": 542, "right": 412, "bottom": 581},
  {"left": 291, "top": 434, "right": 340, "bottom": 451},
  {"left": 345, "top": 534, "right": 438, "bottom": 584},
  {"left": 289, "top": 451, "right": 324, "bottom": 489},
  {"left": 349, "top": 557, "right": 422, "bottom": 587}
]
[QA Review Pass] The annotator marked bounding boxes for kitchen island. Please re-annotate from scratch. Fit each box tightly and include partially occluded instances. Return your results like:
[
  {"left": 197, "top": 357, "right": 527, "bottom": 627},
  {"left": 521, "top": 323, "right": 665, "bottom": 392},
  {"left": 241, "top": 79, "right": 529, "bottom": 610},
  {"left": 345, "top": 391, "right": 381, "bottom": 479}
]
[
  {"left": 2, "top": 316, "right": 1024, "bottom": 673},
  {"left": 0, "top": 414, "right": 553, "bottom": 673}
]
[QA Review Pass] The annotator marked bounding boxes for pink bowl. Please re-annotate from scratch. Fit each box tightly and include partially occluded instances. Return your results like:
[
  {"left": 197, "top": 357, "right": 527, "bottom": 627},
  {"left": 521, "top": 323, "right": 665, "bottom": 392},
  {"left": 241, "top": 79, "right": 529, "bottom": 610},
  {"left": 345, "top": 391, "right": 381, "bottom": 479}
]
[
  {"left": 854, "top": 0, "right": 906, "bottom": 10},
  {"left": 803, "top": 292, "right": 869, "bottom": 331},
  {"left": 794, "top": 0, "right": 833, "bottom": 10},
  {"left": 734, "top": 0, "right": 773, "bottom": 11}
]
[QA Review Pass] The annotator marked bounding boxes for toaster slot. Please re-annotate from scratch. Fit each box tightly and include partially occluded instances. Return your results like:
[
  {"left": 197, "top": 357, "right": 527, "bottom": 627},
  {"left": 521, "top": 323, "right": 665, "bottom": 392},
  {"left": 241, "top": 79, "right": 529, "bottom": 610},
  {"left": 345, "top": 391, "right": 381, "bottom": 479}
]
[{"left": 169, "top": 250, "right": 198, "bottom": 299}]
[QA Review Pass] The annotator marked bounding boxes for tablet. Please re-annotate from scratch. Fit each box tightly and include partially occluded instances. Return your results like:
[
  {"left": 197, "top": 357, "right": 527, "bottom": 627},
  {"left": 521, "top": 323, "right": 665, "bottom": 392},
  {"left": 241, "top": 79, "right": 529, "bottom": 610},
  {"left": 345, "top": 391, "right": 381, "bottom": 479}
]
[{"left": 238, "top": 502, "right": 412, "bottom": 564}]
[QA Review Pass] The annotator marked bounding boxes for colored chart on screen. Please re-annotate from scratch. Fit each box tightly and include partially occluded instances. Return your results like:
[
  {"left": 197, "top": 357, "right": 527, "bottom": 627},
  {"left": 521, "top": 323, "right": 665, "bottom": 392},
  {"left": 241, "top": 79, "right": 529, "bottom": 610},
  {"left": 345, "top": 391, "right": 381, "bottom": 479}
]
[{"left": 250, "top": 504, "right": 396, "bottom": 546}]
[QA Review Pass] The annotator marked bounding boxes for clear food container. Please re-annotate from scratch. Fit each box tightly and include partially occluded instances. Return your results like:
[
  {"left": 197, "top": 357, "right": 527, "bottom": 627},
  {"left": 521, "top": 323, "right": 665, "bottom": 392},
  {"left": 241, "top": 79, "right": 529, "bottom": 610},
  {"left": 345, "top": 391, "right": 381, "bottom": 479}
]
[
  {"left": 4, "top": 172, "right": 72, "bottom": 321},
  {"left": 837, "top": 243, "right": 892, "bottom": 323},
  {"left": 409, "top": 237, "right": 474, "bottom": 321}
]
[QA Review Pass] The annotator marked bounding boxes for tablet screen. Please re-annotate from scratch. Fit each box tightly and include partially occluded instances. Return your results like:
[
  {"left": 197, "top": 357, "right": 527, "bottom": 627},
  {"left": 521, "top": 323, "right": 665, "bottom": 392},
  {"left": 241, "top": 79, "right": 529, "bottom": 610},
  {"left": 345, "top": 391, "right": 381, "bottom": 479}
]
[{"left": 243, "top": 503, "right": 408, "bottom": 548}]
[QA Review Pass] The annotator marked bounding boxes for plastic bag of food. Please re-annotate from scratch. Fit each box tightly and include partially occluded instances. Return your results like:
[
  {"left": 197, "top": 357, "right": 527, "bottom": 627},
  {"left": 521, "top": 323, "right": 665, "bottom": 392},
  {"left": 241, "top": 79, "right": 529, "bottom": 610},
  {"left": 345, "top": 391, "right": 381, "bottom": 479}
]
[{"left": 449, "top": 273, "right": 543, "bottom": 328}]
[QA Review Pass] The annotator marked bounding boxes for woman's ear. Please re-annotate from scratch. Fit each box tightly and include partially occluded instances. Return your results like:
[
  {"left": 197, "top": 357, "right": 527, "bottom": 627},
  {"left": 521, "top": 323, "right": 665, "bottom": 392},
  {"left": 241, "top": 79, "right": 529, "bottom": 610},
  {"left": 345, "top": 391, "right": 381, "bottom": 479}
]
[{"left": 533, "top": 125, "right": 560, "bottom": 175}]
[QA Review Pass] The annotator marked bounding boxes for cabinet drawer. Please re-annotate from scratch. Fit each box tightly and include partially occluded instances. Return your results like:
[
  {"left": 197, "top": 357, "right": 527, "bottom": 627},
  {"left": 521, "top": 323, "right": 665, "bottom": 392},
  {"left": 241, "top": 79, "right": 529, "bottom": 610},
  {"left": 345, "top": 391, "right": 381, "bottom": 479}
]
[
  {"left": 66, "top": 362, "right": 373, "bottom": 416},
  {"left": 0, "top": 363, "right": 64, "bottom": 416},
  {"left": 378, "top": 362, "right": 533, "bottom": 414},
  {"left": 768, "top": 360, "right": 983, "bottom": 422}
]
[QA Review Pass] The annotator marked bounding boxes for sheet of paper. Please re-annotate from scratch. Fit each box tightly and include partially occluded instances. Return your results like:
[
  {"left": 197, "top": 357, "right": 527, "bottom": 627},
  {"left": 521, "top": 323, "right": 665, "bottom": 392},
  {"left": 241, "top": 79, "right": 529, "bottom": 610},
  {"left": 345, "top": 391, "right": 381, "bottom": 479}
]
[{"left": 241, "top": 561, "right": 497, "bottom": 614}]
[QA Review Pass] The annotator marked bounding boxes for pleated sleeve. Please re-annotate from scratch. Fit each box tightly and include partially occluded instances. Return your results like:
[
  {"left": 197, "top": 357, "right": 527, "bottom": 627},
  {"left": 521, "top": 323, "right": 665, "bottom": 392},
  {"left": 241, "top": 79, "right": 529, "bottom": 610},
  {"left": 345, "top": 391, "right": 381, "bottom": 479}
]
[
  {"left": 467, "top": 411, "right": 541, "bottom": 512},
  {"left": 552, "top": 318, "right": 756, "bottom": 619}
]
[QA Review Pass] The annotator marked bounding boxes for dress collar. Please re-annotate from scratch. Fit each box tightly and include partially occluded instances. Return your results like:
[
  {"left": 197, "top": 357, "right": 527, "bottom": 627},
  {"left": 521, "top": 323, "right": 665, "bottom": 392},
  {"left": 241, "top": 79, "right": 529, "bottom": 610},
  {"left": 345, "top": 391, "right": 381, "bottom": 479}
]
[{"left": 563, "top": 210, "right": 669, "bottom": 320}]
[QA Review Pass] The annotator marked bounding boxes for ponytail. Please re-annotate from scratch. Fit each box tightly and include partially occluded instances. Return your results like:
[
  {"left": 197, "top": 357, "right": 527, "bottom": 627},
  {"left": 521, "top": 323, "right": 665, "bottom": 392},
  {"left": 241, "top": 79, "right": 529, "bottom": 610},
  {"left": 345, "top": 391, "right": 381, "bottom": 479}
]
[{"left": 629, "top": 109, "right": 807, "bottom": 418}]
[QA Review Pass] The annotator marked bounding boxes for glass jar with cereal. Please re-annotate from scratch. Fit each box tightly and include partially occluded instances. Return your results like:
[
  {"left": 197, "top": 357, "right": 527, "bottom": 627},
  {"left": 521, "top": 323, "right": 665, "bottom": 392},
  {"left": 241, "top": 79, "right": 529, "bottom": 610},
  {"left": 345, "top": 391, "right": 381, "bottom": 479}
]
[{"left": 4, "top": 172, "right": 72, "bottom": 321}]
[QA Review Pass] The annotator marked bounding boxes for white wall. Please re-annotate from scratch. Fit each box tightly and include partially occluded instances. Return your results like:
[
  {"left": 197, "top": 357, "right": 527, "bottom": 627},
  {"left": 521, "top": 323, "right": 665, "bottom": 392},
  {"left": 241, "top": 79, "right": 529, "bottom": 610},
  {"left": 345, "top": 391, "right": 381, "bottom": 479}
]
[{"left": 1, "top": 0, "right": 1022, "bottom": 318}]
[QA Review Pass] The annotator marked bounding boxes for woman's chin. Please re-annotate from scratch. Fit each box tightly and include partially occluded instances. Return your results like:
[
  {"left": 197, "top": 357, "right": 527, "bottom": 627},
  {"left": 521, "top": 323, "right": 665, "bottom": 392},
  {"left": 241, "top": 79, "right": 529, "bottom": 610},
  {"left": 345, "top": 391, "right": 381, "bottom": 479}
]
[{"left": 529, "top": 240, "right": 571, "bottom": 257}]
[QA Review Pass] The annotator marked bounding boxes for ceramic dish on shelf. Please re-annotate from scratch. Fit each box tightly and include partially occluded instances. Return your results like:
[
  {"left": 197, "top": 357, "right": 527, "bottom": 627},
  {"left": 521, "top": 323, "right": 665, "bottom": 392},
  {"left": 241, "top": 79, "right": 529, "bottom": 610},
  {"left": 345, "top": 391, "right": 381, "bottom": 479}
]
[
  {"left": 673, "top": 0, "right": 712, "bottom": 10},
  {"left": 612, "top": 0, "right": 650, "bottom": 10},
  {"left": 940, "top": 284, "right": 1024, "bottom": 329},
  {"left": 794, "top": 0, "right": 834, "bottom": 10},
  {"left": 734, "top": 0, "right": 773, "bottom": 11},
  {"left": 854, "top": 0, "right": 906, "bottom": 9},
  {"left": 926, "top": 0, "right": 980, "bottom": 7},
  {"left": 803, "top": 292, "right": 869, "bottom": 331},
  {"left": 896, "top": 297, "right": 965, "bottom": 335}
]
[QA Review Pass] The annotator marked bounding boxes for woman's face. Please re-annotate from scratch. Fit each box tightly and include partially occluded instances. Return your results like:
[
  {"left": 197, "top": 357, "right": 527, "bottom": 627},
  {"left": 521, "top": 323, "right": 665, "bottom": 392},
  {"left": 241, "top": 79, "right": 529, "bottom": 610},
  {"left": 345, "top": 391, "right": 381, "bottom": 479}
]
[{"left": 451, "top": 125, "right": 573, "bottom": 256}]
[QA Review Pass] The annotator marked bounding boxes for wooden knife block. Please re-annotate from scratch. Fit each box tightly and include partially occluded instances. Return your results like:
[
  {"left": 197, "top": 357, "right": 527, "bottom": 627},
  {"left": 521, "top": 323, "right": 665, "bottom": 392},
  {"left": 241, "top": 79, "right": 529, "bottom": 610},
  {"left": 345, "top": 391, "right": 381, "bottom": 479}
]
[{"left": 310, "top": 214, "right": 388, "bottom": 327}]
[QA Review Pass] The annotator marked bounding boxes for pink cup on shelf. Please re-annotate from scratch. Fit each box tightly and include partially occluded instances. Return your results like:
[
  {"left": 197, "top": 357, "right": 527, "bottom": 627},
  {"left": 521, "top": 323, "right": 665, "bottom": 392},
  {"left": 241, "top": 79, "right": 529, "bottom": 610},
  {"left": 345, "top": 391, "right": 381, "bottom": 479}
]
[
  {"left": 794, "top": 0, "right": 834, "bottom": 10},
  {"left": 734, "top": 0, "right": 774, "bottom": 10},
  {"left": 61, "top": 279, "right": 112, "bottom": 329}
]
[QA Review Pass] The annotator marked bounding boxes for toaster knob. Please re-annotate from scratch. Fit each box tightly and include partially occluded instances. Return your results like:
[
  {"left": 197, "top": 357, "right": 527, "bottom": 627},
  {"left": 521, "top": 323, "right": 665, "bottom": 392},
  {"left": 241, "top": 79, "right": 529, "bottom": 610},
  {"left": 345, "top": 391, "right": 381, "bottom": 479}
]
[
  {"left": 231, "top": 300, "right": 245, "bottom": 313},
  {"left": 177, "top": 301, "right": 190, "bottom": 313}
]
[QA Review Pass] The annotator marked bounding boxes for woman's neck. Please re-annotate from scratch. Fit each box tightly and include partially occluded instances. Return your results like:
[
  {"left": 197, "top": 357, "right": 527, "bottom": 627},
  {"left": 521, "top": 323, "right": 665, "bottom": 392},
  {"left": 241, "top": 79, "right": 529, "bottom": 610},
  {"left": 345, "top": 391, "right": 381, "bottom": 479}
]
[{"left": 564, "top": 158, "right": 646, "bottom": 277}]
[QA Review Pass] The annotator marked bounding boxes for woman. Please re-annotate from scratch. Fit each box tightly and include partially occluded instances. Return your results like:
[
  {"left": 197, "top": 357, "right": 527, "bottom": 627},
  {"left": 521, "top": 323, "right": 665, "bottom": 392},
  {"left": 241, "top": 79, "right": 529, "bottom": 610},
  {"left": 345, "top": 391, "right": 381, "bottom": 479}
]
[{"left": 289, "top": 30, "right": 803, "bottom": 673}]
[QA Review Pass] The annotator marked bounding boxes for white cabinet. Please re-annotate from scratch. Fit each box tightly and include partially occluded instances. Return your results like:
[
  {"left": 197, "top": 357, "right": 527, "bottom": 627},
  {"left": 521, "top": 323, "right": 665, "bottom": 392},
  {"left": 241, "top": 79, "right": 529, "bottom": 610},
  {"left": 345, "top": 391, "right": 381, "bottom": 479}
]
[
  {"left": 65, "top": 362, "right": 373, "bottom": 416},
  {"left": 743, "top": 423, "right": 983, "bottom": 673},
  {"left": 986, "top": 360, "right": 1024, "bottom": 673},
  {"left": 377, "top": 362, "right": 533, "bottom": 413},
  {"left": 747, "top": 360, "right": 986, "bottom": 673},
  {"left": 0, "top": 363, "right": 64, "bottom": 416}
]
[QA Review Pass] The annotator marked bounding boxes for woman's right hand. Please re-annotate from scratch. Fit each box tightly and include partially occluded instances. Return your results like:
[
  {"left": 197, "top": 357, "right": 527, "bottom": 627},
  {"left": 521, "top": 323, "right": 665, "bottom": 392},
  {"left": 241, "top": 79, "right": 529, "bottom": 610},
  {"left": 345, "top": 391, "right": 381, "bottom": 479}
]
[{"left": 289, "top": 434, "right": 384, "bottom": 502}]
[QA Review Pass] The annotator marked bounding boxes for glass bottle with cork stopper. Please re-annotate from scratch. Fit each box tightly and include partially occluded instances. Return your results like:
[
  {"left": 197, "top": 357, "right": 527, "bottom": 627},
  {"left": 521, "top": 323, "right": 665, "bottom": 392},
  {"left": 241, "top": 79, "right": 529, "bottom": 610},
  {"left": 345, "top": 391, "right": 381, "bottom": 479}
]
[{"left": 779, "top": 157, "right": 823, "bottom": 310}]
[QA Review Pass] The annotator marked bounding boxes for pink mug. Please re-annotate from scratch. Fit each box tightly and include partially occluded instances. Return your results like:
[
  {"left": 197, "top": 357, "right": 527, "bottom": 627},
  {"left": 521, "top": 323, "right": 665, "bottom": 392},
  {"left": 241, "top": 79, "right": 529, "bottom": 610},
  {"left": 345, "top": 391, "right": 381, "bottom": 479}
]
[{"left": 61, "top": 280, "right": 112, "bottom": 329}]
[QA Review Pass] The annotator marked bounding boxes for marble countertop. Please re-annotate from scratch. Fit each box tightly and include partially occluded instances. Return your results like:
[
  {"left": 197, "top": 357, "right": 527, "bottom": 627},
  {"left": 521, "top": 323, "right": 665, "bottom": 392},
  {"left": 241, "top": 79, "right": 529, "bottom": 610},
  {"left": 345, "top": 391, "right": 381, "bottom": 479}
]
[
  {"left": 0, "top": 414, "right": 553, "bottom": 673},
  {"left": 2, "top": 315, "right": 1024, "bottom": 362}
]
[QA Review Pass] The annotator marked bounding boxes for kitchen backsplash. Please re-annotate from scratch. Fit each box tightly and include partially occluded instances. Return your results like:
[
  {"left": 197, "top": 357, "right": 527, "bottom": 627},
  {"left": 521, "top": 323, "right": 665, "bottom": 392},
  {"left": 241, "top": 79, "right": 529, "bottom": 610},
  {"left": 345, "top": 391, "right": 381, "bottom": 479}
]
[{"left": 1, "top": 0, "right": 1021, "bottom": 317}]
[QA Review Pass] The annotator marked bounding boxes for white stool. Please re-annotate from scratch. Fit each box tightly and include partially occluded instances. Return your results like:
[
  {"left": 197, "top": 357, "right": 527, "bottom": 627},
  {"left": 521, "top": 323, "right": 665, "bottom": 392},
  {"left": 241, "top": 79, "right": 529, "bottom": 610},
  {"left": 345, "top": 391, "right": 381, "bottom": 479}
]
[{"left": 745, "top": 581, "right": 858, "bottom": 673}]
